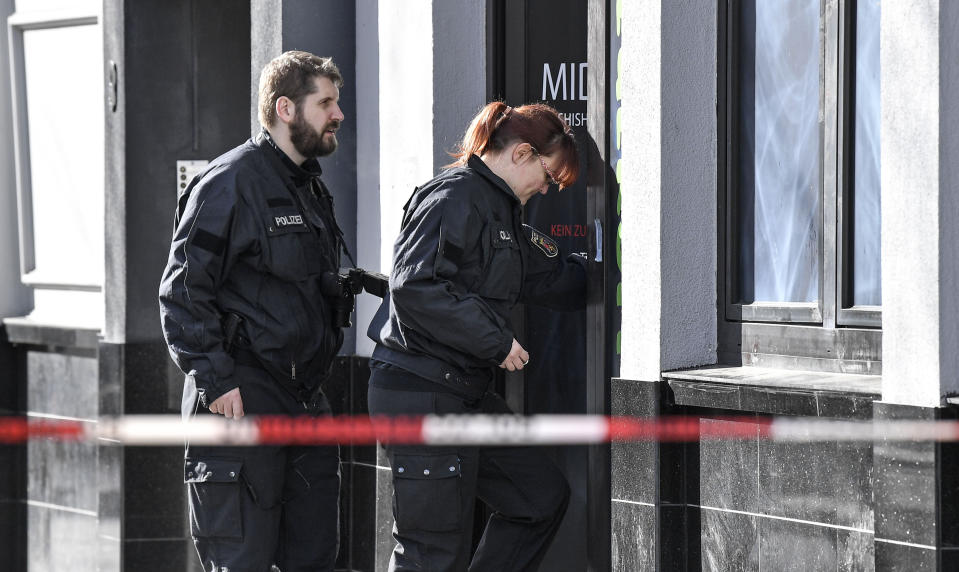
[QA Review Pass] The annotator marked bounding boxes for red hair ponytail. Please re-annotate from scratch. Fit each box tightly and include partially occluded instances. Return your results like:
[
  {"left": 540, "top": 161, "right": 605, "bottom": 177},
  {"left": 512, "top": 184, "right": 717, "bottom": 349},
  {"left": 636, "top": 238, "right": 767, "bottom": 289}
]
[{"left": 448, "top": 101, "right": 579, "bottom": 189}]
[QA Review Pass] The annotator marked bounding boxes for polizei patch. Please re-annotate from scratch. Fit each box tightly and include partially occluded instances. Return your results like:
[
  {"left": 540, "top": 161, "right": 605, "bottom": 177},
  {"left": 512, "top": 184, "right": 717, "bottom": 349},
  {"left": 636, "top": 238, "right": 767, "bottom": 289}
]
[
  {"left": 274, "top": 214, "right": 304, "bottom": 227},
  {"left": 529, "top": 228, "right": 558, "bottom": 258}
]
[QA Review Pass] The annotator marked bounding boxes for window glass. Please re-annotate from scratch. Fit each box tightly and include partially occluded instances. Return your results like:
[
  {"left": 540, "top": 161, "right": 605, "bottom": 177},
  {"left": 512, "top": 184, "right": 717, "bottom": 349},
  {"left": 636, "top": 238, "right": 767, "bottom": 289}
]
[
  {"left": 736, "top": 0, "right": 821, "bottom": 304},
  {"left": 23, "top": 23, "right": 104, "bottom": 286},
  {"left": 852, "top": 0, "right": 881, "bottom": 306}
]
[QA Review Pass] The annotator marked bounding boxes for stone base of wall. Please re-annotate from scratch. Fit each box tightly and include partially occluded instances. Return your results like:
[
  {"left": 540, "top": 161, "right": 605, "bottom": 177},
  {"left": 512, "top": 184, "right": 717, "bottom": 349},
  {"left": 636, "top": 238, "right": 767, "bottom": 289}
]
[{"left": 612, "top": 375, "right": 959, "bottom": 571}]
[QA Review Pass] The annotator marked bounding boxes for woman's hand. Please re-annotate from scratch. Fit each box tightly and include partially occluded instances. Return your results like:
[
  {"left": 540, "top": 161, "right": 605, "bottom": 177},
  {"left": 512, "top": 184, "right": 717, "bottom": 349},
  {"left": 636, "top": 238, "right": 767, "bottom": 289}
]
[{"left": 499, "top": 338, "right": 530, "bottom": 371}]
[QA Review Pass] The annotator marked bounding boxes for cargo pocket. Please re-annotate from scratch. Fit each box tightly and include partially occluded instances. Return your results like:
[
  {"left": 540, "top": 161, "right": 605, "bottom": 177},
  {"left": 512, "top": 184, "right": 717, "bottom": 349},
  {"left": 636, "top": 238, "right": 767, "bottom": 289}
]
[
  {"left": 391, "top": 452, "right": 462, "bottom": 532},
  {"left": 185, "top": 457, "right": 244, "bottom": 539}
]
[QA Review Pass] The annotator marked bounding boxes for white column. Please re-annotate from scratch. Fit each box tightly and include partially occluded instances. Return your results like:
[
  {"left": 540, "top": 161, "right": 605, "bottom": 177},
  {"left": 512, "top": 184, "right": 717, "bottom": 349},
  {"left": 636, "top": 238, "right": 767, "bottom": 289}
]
[
  {"left": 619, "top": 0, "right": 717, "bottom": 381},
  {"left": 880, "top": 0, "right": 959, "bottom": 405},
  {"left": 377, "top": 0, "right": 434, "bottom": 272}
]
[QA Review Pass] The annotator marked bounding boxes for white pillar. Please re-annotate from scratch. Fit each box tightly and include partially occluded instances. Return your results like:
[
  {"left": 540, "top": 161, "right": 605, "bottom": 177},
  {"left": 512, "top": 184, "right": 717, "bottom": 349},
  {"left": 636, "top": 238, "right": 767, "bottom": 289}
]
[
  {"left": 619, "top": 0, "right": 717, "bottom": 382},
  {"left": 880, "top": 0, "right": 959, "bottom": 405},
  {"left": 377, "top": 0, "right": 434, "bottom": 273}
]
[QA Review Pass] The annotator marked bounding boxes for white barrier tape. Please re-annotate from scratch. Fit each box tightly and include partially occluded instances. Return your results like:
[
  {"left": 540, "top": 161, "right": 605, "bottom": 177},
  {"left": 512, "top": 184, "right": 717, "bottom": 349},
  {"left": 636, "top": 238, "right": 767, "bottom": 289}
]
[
  {"left": 94, "top": 415, "right": 259, "bottom": 446},
  {"left": 771, "top": 418, "right": 959, "bottom": 443},
  {"left": 422, "top": 415, "right": 609, "bottom": 445},
  {"left": 5, "top": 414, "right": 959, "bottom": 446}
]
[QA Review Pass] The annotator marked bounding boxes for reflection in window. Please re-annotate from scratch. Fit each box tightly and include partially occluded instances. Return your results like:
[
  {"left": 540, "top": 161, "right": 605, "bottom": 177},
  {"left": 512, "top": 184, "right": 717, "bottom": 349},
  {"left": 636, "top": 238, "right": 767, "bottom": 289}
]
[
  {"left": 852, "top": 0, "right": 881, "bottom": 306},
  {"left": 736, "top": 0, "right": 820, "bottom": 304}
]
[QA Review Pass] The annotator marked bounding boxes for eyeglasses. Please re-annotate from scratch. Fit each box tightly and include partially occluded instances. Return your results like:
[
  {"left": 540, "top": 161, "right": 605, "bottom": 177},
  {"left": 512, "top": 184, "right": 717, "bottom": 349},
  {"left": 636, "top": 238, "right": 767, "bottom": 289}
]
[{"left": 531, "top": 148, "right": 559, "bottom": 186}]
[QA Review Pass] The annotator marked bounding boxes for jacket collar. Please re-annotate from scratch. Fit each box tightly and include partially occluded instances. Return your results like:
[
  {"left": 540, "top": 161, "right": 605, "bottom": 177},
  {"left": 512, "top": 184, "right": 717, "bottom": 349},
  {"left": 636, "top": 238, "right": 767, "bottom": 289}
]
[
  {"left": 256, "top": 129, "right": 323, "bottom": 186},
  {"left": 467, "top": 154, "right": 520, "bottom": 204}
]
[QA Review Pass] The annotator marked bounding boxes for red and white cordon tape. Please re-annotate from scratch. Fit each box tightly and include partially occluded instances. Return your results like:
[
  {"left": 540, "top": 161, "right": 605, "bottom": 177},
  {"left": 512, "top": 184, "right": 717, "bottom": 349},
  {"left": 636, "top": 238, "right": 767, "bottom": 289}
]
[{"left": 2, "top": 414, "right": 959, "bottom": 446}]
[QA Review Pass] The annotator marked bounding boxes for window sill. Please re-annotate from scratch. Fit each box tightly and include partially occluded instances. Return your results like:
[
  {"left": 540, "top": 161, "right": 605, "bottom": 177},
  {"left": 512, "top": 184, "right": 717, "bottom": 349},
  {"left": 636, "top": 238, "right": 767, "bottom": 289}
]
[
  {"left": 2, "top": 316, "right": 100, "bottom": 350},
  {"left": 662, "top": 365, "right": 880, "bottom": 419}
]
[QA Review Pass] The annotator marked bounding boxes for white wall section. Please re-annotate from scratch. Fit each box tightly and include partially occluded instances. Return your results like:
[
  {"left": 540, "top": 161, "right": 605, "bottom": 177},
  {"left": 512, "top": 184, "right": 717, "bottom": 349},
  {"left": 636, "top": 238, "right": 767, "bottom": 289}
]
[{"left": 378, "top": 0, "right": 434, "bottom": 274}]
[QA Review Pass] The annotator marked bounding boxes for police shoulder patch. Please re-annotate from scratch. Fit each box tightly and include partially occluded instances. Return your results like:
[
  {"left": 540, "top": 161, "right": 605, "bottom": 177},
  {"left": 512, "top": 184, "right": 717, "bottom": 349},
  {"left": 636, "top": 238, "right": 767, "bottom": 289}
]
[{"left": 524, "top": 224, "right": 558, "bottom": 258}]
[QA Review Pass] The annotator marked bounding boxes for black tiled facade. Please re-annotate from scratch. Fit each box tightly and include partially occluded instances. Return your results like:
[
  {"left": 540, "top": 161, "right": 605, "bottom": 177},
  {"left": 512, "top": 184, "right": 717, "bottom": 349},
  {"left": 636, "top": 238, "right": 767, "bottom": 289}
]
[{"left": 612, "top": 375, "right": 959, "bottom": 571}]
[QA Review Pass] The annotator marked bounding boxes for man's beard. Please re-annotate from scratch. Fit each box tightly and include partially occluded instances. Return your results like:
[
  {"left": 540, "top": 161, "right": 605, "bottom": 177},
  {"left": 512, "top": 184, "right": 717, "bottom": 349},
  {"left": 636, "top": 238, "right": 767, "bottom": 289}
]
[{"left": 290, "top": 113, "right": 339, "bottom": 158}]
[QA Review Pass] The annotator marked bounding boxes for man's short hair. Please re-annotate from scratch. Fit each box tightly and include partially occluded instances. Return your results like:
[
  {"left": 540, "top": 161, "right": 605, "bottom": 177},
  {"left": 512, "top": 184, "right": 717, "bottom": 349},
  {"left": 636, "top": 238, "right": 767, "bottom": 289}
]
[{"left": 258, "top": 51, "right": 343, "bottom": 128}]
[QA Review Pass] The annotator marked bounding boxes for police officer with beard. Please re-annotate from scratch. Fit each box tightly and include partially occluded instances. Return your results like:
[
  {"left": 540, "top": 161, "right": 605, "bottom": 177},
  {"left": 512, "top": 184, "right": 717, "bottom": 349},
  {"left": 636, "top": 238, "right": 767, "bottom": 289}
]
[{"left": 159, "top": 51, "right": 348, "bottom": 572}]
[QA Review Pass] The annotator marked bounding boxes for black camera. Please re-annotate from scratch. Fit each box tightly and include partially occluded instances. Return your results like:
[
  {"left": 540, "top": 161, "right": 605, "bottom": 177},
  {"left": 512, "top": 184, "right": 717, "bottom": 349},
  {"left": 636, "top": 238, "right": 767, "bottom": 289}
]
[{"left": 321, "top": 268, "right": 388, "bottom": 328}]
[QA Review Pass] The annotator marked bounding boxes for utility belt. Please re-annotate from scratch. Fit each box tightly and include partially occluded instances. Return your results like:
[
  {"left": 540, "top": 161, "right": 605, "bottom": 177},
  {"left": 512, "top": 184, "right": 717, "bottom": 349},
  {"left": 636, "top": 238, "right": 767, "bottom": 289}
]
[{"left": 370, "top": 345, "right": 493, "bottom": 401}]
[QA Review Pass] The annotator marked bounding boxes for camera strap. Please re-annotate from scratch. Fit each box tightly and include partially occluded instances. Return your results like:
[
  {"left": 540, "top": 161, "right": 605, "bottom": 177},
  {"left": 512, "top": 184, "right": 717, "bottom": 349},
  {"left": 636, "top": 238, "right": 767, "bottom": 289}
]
[{"left": 310, "top": 177, "right": 355, "bottom": 268}]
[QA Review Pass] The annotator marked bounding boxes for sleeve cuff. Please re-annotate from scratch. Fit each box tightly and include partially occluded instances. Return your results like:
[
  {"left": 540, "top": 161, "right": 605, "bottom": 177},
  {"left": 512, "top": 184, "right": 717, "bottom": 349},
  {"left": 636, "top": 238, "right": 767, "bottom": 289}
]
[
  {"left": 492, "top": 337, "right": 512, "bottom": 365},
  {"left": 197, "top": 378, "right": 237, "bottom": 408}
]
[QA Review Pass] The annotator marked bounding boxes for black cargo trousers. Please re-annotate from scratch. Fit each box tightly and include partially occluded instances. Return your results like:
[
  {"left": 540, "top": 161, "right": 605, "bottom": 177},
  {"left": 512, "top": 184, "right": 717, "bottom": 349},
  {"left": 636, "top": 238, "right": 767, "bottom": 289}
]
[
  {"left": 367, "top": 365, "right": 570, "bottom": 572},
  {"left": 185, "top": 363, "right": 340, "bottom": 572}
]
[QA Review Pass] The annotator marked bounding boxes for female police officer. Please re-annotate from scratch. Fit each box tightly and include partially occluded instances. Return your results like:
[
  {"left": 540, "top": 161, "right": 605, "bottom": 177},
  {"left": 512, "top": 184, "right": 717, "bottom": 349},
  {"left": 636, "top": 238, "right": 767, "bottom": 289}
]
[{"left": 367, "top": 101, "right": 586, "bottom": 571}]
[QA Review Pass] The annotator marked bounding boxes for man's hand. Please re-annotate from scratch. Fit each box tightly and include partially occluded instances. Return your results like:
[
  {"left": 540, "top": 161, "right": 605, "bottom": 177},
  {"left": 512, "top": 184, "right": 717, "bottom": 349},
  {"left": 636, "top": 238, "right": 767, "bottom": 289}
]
[
  {"left": 209, "top": 387, "right": 245, "bottom": 419},
  {"left": 499, "top": 338, "right": 530, "bottom": 372}
]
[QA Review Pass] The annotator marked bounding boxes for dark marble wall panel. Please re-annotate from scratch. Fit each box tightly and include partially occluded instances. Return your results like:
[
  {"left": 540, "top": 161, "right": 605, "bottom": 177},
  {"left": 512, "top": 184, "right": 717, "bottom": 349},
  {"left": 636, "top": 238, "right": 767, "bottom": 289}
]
[
  {"left": 0, "top": 445, "right": 24, "bottom": 501},
  {"left": 758, "top": 439, "right": 840, "bottom": 525},
  {"left": 611, "top": 378, "right": 658, "bottom": 504},
  {"left": 0, "top": 334, "right": 26, "bottom": 413},
  {"left": 873, "top": 404, "right": 938, "bottom": 547},
  {"left": 611, "top": 500, "right": 655, "bottom": 572},
  {"left": 938, "top": 410, "right": 959, "bottom": 549},
  {"left": 374, "top": 467, "right": 396, "bottom": 572},
  {"left": 874, "top": 541, "right": 935, "bottom": 571},
  {"left": 700, "top": 508, "right": 759, "bottom": 571},
  {"left": 660, "top": 504, "right": 696, "bottom": 570},
  {"left": 24, "top": 350, "right": 99, "bottom": 571},
  {"left": 669, "top": 380, "right": 743, "bottom": 410},
  {"left": 27, "top": 439, "right": 98, "bottom": 511},
  {"left": 659, "top": 441, "right": 688, "bottom": 506},
  {"left": 834, "top": 440, "right": 874, "bottom": 531},
  {"left": 349, "top": 463, "right": 380, "bottom": 572},
  {"left": 26, "top": 351, "right": 97, "bottom": 418},
  {"left": 837, "top": 529, "right": 874, "bottom": 572},
  {"left": 350, "top": 358, "right": 376, "bottom": 465},
  {"left": 100, "top": 342, "right": 195, "bottom": 571},
  {"left": 758, "top": 518, "right": 837, "bottom": 571},
  {"left": 123, "top": 447, "right": 189, "bottom": 539},
  {"left": 337, "top": 462, "right": 353, "bottom": 571},
  {"left": 817, "top": 392, "right": 875, "bottom": 420},
  {"left": 97, "top": 438, "right": 122, "bottom": 572},
  {"left": 0, "top": 498, "right": 26, "bottom": 572},
  {"left": 27, "top": 505, "right": 97, "bottom": 571},
  {"left": 0, "top": 336, "right": 26, "bottom": 570},
  {"left": 118, "top": 342, "right": 183, "bottom": 414},
  {"left": 940, "top": 547, "right": 959, "bottom": 571},
  {"left": 699, "top": 418, "right": 759, "bottom": 513},
  {"left": 742, "top": 387, "right": 818, "bottom": 417}
]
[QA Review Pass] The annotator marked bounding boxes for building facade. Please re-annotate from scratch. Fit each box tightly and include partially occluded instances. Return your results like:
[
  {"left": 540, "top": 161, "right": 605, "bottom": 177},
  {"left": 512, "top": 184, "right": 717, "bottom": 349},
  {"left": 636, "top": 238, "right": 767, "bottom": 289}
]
[{"left": 1, "top": 0, "right": 956, "bottom": 570}]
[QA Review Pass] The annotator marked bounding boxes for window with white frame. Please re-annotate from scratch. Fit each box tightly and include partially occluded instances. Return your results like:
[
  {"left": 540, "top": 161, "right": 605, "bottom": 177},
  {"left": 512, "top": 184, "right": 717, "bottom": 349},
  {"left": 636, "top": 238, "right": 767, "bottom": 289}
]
[{"left": 8, "top": 4, "right": 104, "bottom": 327}]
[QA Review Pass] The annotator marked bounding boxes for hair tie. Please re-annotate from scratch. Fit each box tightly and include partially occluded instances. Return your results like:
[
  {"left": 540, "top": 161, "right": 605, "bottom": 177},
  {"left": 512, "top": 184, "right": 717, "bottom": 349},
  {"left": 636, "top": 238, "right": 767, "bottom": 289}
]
[{"left": 493, "top": 105, "right": 513, "bottom": 131}]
